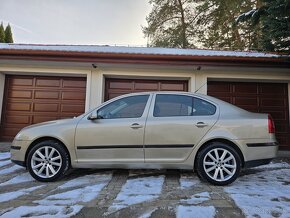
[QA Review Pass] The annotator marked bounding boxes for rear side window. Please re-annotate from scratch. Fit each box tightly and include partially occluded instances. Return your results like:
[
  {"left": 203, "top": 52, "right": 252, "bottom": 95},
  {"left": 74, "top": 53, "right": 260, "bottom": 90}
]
[
  {"left": 154, "top": 94, "right": 216, "bottom": 117},
  {"left": 192, "top": 98, "right": 216, "bottom": 116}
]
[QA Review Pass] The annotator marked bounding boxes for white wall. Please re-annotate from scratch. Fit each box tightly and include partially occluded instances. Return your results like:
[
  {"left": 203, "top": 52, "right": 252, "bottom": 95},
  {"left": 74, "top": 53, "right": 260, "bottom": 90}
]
[{"left": 90, "top": 69, "right": 103, "bottom": 108}]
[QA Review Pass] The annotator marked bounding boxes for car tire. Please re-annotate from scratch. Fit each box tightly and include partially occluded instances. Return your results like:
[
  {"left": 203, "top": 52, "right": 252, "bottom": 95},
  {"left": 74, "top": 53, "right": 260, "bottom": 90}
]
[
  {"left": 26, "top": 140, "right": 70, "bottom": 182},
  {"left": 196, "top": 142, "right": 241, "bottom": 186}
]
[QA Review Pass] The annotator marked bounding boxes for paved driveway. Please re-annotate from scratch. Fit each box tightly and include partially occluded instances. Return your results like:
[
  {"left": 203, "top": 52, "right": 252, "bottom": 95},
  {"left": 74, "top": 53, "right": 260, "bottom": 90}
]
[{"left": 0, "top": 151, "right": 289, "bottom": 218}]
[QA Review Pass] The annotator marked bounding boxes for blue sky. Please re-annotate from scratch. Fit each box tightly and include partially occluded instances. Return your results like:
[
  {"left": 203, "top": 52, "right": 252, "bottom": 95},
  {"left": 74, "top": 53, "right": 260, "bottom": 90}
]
[{"left": 0, "top": 0, "right": 152, "bottom": 45}]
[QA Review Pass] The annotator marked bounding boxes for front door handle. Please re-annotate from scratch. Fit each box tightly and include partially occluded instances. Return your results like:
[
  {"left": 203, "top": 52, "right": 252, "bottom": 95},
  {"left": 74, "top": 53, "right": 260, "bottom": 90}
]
[
  {"left": 130, "top": 123, "right": 143, "bottom": 129},
  {"left": 196, "top": 122, "right": 208, "bottom": 128}
]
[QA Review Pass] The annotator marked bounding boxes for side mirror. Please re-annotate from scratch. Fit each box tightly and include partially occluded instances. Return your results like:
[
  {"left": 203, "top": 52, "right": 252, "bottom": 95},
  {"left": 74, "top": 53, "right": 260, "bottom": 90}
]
[
  {"left": 88, "top": 111, "right": 104, "bottom": 120},
  {"left": 87, "top": 113, "right": 98, "bottom": 120}
]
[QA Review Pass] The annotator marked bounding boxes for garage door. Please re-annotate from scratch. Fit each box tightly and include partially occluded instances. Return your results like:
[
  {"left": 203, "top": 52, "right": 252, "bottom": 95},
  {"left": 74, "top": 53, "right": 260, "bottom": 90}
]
[
  {"left": 105, "top": 78, "right": 188, "bottom": 100},
  {"left": 0, "top": 75, "right": 86, "bottom": 141},
  {"left": 208, "top": 81, "right": 289, "bottom": 150}
]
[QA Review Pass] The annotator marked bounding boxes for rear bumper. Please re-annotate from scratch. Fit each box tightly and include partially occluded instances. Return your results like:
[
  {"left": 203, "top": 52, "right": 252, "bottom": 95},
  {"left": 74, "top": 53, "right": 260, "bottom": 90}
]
[
  {"left": 244, "top": 158, "right": 273, "bottom": 168},
  {"left": 233, "top": 139, "right": 278, "bottom": 165}
]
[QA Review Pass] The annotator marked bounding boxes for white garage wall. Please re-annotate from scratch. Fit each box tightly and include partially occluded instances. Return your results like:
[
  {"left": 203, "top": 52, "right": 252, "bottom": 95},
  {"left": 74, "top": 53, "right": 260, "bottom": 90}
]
[{"left": 89, "top": 69, "right": 104, "bottom": 109}]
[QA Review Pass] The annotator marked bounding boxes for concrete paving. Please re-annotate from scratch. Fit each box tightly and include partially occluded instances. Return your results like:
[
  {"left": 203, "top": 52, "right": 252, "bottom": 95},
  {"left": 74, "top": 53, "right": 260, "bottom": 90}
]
[
  {"left": 71, "top": 169, "right": 244, "bottom": 218},
  {"left": 0, "top": 142, "right": 10, "bottom": 152},
  {"left": 0, "top": 143, "right": 289, "bottom": 217}
]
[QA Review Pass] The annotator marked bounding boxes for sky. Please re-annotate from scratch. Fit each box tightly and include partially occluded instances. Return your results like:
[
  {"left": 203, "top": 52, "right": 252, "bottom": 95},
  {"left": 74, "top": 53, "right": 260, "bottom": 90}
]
[{"left": 0, "top": 0, "right": 152, "bottom": 46}]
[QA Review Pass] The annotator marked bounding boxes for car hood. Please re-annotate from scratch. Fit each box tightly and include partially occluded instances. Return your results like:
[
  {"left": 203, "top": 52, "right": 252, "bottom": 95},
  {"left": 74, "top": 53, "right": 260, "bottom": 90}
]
[
  {"left": 22, "top": 118, "right": 77, "bottom": 131},
  {"left": 14, "top": 117, "right": 82, "bottom": 141}
]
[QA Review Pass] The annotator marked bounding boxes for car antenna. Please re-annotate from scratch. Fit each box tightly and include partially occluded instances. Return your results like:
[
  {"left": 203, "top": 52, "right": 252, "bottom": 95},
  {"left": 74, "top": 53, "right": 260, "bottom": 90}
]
[{"left": 194, "top": 82, "right": 207, "bottom": 93}]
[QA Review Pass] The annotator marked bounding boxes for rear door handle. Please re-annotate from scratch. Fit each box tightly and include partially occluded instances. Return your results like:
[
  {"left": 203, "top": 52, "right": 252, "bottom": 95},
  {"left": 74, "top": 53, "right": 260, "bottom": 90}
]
[
  {"left": 195, "top": 122, "right": 208, "bottom": 128},
  {"left": 130, "top": 123, "right": 143, "bottom": 129}
]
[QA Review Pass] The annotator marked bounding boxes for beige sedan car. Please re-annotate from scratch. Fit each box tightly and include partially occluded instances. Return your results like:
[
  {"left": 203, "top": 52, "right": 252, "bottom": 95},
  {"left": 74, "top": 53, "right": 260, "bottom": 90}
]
[{"left": 11, "top": 92, "right": 278, "bottom": 185}]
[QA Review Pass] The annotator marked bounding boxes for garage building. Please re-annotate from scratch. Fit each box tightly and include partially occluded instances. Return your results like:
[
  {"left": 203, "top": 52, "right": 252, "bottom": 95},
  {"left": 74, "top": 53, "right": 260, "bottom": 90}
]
[{"left": 0, "top": 44, "right": 289, "bottom": 151}]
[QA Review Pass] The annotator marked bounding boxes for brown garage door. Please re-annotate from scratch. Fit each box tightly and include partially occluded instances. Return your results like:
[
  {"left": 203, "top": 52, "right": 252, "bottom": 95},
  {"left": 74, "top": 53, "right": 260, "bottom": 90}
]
[
  {"left": 208, "top": 81, "right": 289, "bottom": 150},
  {"left": 0, "top": 75, "right": 86, "bottom": 141},
  {"left": 105, "top": 78, "right": 188, "bottom": 100}
]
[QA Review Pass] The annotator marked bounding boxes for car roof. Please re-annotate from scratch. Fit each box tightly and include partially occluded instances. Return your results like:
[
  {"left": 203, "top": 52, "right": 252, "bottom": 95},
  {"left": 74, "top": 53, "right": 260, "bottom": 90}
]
[
  {"left": 123, "top": 91, "right": 248, "bottom": 113},
  {"left": 122, "top": 91, "right": 196, "bottom": 95},
  {"left": 121, "top": 91, "right": 214, "bottom": 99}
]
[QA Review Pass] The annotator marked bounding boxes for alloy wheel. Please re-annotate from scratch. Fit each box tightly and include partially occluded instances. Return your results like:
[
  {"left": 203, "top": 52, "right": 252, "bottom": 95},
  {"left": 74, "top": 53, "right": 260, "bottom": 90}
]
[
  {"left": 31, "top": 146, "right": 62, "bottom": 178},
  {"left": 203, "top": 148, "right": 237, "bottom": 182}
]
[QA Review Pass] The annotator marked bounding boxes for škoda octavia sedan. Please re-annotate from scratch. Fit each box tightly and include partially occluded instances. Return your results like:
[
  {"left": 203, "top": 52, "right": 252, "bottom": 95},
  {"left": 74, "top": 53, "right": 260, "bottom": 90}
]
[{"left": 11, "top": 92, "right": 278, "bottom": 185}]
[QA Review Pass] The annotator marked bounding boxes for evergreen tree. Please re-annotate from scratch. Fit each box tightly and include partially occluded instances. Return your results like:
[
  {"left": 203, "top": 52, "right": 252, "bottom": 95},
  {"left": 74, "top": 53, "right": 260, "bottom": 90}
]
[
  {"left": 195, "top": 0, "right": 262, "bottom": 50},
  {"left": 143, "top": 0, "right": 263, "bottom": 50},
  {"left": 0, "top": 23, "right": 5, "bottom": 43},
  {"left": 143, "top": 0, "right": 197, "bottom": 48},
  {"left": 4, "top": 24, "right": 13, "bottom": 43},
  {"left": 236, "top": 0, "right": 290, "bottom": 53}
]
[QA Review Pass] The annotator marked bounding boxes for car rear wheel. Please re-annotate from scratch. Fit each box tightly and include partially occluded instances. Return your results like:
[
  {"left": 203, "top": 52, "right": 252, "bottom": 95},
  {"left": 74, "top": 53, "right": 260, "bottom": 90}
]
[
  {"left": 196, "top": 142, "right": 241, "bottom": 185},
  {"left": 27, "top": 140, "right": 70, "bottom": 182}
]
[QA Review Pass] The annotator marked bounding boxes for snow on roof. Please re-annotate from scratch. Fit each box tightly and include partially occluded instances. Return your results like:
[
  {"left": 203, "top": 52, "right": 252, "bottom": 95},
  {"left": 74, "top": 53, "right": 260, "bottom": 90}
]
[{"left": 0, "top": 43, "right": 284, "bottom": 58}]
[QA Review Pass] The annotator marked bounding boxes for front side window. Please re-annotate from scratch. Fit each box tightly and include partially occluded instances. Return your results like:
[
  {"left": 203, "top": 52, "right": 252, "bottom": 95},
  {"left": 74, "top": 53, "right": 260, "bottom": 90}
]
[
  {"left": 154, "top": 94, "right": 216, "bottom": 117},
  {"left": 97, "top": 95, "right": 149, "bottom": 119}
]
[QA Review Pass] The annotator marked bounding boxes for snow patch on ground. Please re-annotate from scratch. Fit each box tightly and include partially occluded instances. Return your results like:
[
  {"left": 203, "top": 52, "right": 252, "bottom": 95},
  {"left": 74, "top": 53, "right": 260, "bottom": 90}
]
[
  {"left": 181, "top": 192, "right": 210, "bottom": 205},
  {"left": 0, "top": 185, "right": 44, "bottom": 203},
  {"left": 0, "top": 207, "right": 13, "bottom": 216},
  {"left": 225, "top": 164, "right": 290, "bottom": 218},
  {"left": 109, "top": 176, "right": 164, "bottom": 212},
  {"left": 176, "top": 205, "right": 215, "bottom": 218},
  {"left": 36, "top": 174, "right": 112, "bottom": 206},
  {"left": 0, "top": 165, "right": 23, "bottom": 175},
  {"left": 58, "top": 173, "right": 111, "bottom": 189},
  {"left": 255, "top": 162, "right": 290, "bottom": 169},
  {"left": 0, "top": 160, "right": 11, "bottom": 168},
  {"left": 0, "top": 152, "right": 10, "bottom": 161},
  {"left": 0, "top": 205, "right": 82, "bottom": 218},
  {"left": 36, "top": 184, "right": 107, "bottom": 206},
  {"left": 0, "top": 172, "right": 34, "bottom": 186},
  {"left": 138, "top": 208, "right": 158, "bottom": 218},
  {"left": 1, "top": 173, "right": 112, "bottom": 217},
  {"left": 179, "top": 173, "right": 200, "bottom": 189}
]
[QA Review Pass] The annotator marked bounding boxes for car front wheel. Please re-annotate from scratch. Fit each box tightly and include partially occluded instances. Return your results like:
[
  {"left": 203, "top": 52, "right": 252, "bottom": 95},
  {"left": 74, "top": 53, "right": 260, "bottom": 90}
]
[
  {"left": 27, "top": 140, "right": 70, "bottom": 182},
  {"left": 196, "top": 142, "right": 241, "bottom": 185}
]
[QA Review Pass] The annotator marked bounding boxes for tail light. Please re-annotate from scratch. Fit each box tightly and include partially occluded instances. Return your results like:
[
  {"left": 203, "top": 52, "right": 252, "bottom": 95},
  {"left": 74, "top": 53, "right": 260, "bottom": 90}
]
[{"left": 268, "top": 114, "right": 275, "bottom": 134}]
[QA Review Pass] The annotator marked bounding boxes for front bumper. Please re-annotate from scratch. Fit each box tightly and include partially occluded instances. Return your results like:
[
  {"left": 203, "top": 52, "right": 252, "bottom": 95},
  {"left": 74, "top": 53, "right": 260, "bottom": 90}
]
[
  {"left": 11, "top": 159, "right": 26, "bottom": 167},
  {"left": 10, "top": 140, "right": 32, "bottom": 167}
]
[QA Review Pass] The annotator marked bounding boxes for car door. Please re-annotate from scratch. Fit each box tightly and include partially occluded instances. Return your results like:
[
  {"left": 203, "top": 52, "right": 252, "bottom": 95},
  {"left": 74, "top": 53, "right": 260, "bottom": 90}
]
[
  {"left": 144, "top": 94, "right": 219, "bottom": 163},
  {"left": 75, "top": 94, "right": 152, "bottom": 163}
]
